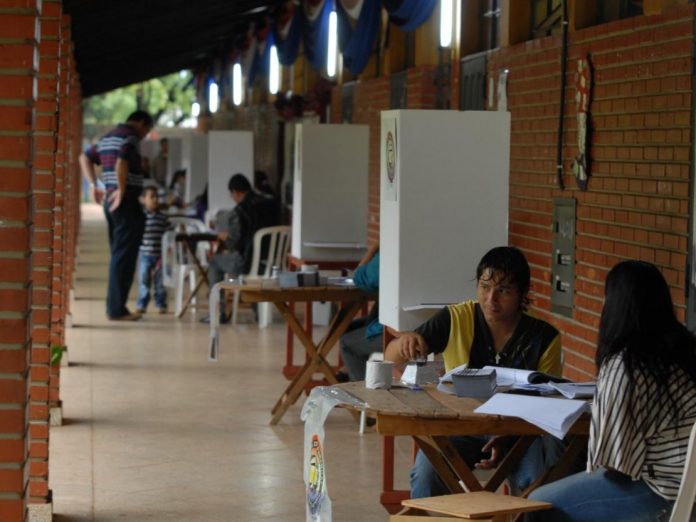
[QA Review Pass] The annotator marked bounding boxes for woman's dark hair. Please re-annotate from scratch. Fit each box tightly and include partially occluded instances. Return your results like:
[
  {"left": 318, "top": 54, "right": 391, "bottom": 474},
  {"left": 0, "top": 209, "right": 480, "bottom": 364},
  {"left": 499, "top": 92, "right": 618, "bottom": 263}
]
[
  {"left": 597, "top": 260, "right": 696, "bottom": 426},
  {"left": 476, "top": 246, "right": 531, "bottom": 309}
]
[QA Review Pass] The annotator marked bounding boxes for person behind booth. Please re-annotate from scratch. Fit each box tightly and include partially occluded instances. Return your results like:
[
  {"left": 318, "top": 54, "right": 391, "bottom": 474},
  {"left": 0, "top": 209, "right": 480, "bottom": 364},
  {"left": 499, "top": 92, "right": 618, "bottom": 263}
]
[
  {"left": 385, "top": 246, "right": 566, "bottom": 498},
  {"left": 527, "top": 260, "right": 696, "bottom": 522},
  {"left": 337, "top": 243, "right": 382, "bottom": 382}
]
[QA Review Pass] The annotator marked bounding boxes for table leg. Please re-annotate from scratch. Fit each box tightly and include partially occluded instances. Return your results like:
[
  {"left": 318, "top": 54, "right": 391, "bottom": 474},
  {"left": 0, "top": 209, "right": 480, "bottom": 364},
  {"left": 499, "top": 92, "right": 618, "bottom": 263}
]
[
  {"left": 521, "top": 435, "right": 587, "bottom": 498},
  {"left": 175, "top": 275, "right": 206, "bottom": 318},
  {"left": 413, "top": 436, "right": 468, "bottom": 493},
  {"left": 481, "top": 436, "right": 535, "bottom": 492},
  {"left": 270, "top": 301, "right": 362, "bottom": 424}
]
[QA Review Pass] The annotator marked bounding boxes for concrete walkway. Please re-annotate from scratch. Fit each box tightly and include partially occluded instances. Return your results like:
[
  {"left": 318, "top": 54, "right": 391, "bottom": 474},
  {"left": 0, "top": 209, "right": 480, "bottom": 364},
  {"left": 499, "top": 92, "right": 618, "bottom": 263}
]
[{"left": 49, "top": 203, "right": 411, "bottom": 521}]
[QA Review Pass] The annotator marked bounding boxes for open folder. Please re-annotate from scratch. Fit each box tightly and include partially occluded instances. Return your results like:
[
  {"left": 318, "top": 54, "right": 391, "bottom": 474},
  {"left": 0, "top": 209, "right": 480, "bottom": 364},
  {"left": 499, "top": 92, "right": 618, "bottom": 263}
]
[{"left": 474, "top": 393, "right": 590, "bottom": 439}]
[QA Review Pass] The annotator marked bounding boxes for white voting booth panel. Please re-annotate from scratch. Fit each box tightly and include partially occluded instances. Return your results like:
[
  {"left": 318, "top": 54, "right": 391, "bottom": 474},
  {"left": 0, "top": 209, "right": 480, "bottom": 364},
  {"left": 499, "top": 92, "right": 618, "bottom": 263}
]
[
  {"left": 379, "top": 110, "right": 511, "bottom": 331},
  {"left": 141, "top": 137, "right": 183, "bottom": 187},
  {"left": 158, "top": 129, "right": 209, "bottom": 202},
  {"left": 207, "top": 131, "right": 253, "bottom": 219},
  {"left": 291, "top": 123, "right": 369, "bottom": 261},
  {"left": 181, "top": 133, "right": 208, "bottom": 203}
]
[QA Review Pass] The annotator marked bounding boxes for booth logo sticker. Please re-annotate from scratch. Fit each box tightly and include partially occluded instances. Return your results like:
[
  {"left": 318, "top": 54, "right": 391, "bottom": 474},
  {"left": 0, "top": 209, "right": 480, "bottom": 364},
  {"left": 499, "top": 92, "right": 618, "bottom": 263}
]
[
  {"left": 307, "top": 434, "right": 325, "bottom": 515},
  {"left": 386, "top": 131, "right": 396, "bottom": 183}
]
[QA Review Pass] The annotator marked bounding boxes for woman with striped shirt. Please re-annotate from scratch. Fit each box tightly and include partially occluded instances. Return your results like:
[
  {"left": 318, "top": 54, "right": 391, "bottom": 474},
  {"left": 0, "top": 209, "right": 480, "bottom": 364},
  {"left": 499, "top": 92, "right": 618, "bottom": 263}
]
[{"left": 528, "top": 260, "right": 696, "bottom": 521}]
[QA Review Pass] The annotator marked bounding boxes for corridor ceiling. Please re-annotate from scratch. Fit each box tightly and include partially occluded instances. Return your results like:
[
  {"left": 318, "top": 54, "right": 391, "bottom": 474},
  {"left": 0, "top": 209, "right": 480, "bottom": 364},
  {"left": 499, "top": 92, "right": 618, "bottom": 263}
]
[{"left": 63, "top": 0, "right": 281, "bottom": 97}]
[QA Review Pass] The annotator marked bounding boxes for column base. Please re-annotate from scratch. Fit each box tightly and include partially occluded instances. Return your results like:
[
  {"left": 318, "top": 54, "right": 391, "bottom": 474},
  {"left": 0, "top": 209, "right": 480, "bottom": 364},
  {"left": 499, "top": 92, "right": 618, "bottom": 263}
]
[
  {"left": 49, "top": 401, "right": 63, "bottom": 427},
  {"left": 28, "top": 501, "right": 52, "bottom": 522}
]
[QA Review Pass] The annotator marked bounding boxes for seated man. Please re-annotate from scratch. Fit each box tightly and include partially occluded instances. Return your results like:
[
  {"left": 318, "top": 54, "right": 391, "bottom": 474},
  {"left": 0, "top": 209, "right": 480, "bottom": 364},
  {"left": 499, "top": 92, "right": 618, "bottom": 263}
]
[
  {"left": 385, "top": 246, "right": 564, "bottom": 498},
  {"left": 202, "top": 173, "right": 277, "bottom": 323}
]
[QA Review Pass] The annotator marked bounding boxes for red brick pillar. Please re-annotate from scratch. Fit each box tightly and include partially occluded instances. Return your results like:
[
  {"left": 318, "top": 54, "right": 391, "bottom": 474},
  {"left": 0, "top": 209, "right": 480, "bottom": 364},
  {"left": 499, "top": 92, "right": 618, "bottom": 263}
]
[
  {"left": 27, "top": 0, "right": 62, "bottom": 516},
  {"left": 0, "top": 2, "right": 41, "bottom": 521}
]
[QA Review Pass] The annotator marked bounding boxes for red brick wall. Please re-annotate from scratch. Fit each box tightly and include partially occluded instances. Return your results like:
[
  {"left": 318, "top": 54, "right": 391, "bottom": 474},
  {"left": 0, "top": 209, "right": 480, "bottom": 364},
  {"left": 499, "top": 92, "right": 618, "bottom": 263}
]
[
  {"left": 28, "top": 0, "right": 62, "bottom": 507},
  {"left": 0, "top": 3, "right": 41, "bottom": 520},
  {"left": 488, "top": 6, "right": 693, "bottom": 380}
]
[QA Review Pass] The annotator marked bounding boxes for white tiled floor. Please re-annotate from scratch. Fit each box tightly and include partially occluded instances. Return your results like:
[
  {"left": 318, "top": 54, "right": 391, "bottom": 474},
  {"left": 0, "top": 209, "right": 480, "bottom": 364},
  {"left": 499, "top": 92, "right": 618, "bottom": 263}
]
[{"left": 51, "top": 204, "right": 412, "bottom": 522}]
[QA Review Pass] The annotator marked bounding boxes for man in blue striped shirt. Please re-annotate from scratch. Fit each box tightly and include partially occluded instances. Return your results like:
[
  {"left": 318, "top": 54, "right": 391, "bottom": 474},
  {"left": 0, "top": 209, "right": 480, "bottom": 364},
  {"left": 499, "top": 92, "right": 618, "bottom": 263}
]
[{"left": 79, "top": 110, "right": 153, "bottom": 320}]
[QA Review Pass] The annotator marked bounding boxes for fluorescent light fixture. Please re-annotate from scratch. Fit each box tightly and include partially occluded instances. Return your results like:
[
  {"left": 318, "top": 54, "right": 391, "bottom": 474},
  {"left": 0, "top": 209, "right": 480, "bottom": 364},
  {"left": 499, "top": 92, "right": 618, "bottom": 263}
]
[
  {"left": 269, "top": 45, "right": 280, "bottom": 95},
  {"left": 233, "top": 63, "right": 243, "bottom": 106},
  {"left": 208, "top": 82, "right": 219, "bottom": 113},
  {"left": 191, "top": 101, "right": 200, "bottom": 117},
  {"left": 440, "top": 0, "right": 453, "bottom": 48},
  {"left": 327, "top": 10, "right": 338, "bottom": 77}
]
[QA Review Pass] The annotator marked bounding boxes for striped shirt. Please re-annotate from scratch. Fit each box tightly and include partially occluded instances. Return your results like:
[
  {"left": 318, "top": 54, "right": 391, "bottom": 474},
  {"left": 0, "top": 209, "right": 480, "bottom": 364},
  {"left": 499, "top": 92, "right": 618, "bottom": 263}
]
[
  {"left": 588, "top": 354, "right": 696, "bottom": 500},
  {"left": 140, "top": 211, "right": 169, "bottom": 256},
  {"left": 84, "top": 123, "right": 144, "bottom": 190}
]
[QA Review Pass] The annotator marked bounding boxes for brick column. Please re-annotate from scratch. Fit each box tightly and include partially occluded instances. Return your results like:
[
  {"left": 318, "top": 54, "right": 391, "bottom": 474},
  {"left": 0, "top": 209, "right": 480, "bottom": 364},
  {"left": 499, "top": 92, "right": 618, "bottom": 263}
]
[
  {"left": 0, "top": 2, "right": 41, "bottom": 521},
  {"left": 27, "top": 0, "right": 61, "bottom": 517}
]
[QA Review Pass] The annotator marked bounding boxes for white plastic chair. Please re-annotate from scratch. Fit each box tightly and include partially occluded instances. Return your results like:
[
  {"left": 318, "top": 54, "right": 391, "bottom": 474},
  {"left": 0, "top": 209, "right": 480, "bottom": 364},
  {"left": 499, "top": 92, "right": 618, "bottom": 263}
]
[
  {"left": 230, "top": 225, "right": 291, "bottom": 327},
  {"left": 669, "top": 421, "right": 696, "bottom": 522}
]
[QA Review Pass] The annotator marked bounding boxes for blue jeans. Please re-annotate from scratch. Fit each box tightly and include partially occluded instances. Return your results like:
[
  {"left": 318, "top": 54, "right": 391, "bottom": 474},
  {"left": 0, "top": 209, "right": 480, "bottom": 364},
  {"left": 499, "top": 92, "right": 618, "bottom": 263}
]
[
  {"left": 136, "top": 254, "right": 167, "bottom": 310},
  {"left": 339, "top": 316, "right": 384, "bottom": 381},
  {"left": 104, "top": 192, "right": 145, "bottom": 318},
  {"left": 410, "top": 435, "right": 567, "bottom": 498},
  {"left": 526, "top": 468, "right": 678, "bottom": 522}
]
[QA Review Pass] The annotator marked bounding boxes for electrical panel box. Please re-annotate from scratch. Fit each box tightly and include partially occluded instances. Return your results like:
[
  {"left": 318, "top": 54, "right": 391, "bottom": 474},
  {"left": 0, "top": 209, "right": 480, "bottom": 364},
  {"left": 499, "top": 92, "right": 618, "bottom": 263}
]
[{"left": 551, "top": 198, "right": 576, "bottom": 317}]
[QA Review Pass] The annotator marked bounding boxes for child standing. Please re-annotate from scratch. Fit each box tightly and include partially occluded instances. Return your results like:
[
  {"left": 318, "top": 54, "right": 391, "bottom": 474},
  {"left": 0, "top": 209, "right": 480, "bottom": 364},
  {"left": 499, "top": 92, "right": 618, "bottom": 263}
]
[{"left": 136, "top": 186, "right": 170, "bottom": 314}]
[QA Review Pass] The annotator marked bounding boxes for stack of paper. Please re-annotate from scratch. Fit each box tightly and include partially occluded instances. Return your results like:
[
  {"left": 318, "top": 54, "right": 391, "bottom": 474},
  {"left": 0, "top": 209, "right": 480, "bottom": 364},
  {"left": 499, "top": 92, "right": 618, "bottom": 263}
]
[
  {"left": 474, "top": 393, "right": 590, "bottom": 439},
  {"left": 452, "top": 368, "right": 497, "bottom": 399}
]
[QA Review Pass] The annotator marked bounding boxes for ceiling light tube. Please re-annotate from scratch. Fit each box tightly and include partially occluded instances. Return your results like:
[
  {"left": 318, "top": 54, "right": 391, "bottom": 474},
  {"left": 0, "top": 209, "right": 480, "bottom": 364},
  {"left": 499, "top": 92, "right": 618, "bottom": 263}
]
[
  {"left": 327, "top": 9, "right": 338, "bottom": 77},
  {"left": 440, "top": 0, "right": 453, "bottom": 48},
  {"left": 208, "top": 81, "right": 219, "bottom": 113},
  {"left": 233, "top": 63, "right": 243, "bottom": 106},
  {"left": 269, "top": 45, "right": 280, "bottom": 95}
]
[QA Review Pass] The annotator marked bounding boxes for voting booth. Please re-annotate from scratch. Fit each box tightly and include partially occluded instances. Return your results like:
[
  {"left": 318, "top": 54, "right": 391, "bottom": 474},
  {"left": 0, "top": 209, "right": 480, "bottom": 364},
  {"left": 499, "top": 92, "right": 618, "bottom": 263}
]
[
  {"left": 379, "top": 110, "right": 511, "bottom": 331},
  {"left": 141, "top": 137, "right": 183, "bottom": 187},
  {"left": 181, "top": 133, "right": 208, "bottom": 203},
  {"left": 290, "top": 123, "right": 369, "bottom": 262},
  {"left": 207, "top": 130, "right": 254, "bottom": 219}
]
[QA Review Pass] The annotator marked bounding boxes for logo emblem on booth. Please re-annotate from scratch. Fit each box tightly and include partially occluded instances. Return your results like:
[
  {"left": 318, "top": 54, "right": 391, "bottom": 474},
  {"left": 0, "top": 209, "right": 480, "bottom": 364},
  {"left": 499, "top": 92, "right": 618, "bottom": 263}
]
[
  {"left": 307, "top": 434, "right": 325, "bottom": 514},
  {"left": 386, "top": 131, "right": 396, "bottom": 183}
]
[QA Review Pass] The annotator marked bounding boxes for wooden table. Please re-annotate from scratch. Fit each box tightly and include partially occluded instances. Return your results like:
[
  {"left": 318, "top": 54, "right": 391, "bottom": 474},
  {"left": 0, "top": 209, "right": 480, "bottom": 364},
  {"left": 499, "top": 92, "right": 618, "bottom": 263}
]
[
  {"left": 334, "top": 382, "right": 589, "bottom": 513},
  {"left": 284, "top": 255, "right": 363, "bottom": 380},
  {"left": 210, "top": 282, "right": 373, "bottom": 424},
  {"left": 175, "top": 232, "right": 217, "bottom": 318}
]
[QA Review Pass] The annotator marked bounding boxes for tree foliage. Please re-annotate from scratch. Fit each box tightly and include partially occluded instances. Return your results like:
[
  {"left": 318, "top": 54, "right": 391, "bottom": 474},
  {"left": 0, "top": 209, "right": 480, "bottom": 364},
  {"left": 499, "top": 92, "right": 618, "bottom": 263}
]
[{"left": 83, "top": 70, "right": 196, "bottom": 141}]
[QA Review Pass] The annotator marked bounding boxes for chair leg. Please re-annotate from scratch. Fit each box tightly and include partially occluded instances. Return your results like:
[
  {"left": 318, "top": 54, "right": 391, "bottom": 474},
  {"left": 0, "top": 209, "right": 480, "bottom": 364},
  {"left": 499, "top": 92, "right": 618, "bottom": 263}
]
[
  {"left": 231, "top": 289, "right": 240, "bottom": 326},
  {"left": 174, "top": 267, "right": 185, "bottom": 316},
  {"left": 188, "top": 270, "right": 197, "bottom": 309},
  {"left": 258, "top": 302, "right": 272, "bottom": 328}
]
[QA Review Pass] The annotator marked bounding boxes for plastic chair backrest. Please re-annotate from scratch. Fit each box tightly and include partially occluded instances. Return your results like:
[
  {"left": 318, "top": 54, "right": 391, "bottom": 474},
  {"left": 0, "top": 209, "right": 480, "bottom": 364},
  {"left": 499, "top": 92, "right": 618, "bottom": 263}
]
[
  {"left": 670, "top": 421, "right": 696, "bottom": 522},
  {"left": 245, "top": 226, "right": 291, "bottom": 279}
]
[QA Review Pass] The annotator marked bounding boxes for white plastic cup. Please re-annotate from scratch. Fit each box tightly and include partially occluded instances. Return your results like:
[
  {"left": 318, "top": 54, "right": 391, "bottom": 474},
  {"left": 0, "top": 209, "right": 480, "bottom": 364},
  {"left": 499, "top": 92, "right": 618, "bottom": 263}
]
[{"left": 365, "top": 360, "right": 393, "bottom": 389}]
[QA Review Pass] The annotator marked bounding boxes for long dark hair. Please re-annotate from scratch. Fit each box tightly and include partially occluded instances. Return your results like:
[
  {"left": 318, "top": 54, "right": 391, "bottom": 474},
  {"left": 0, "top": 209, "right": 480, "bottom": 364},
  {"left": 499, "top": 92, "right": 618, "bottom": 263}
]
[{"left": 596, "top": 260, "right": 696, "bottom": 424}]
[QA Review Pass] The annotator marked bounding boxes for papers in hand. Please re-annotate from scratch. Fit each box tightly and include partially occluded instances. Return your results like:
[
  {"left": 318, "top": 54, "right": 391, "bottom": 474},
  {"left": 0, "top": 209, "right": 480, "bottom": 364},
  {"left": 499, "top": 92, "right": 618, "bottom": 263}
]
[{"left": 475, "top": 393, "right": 590, "bottom": 439}]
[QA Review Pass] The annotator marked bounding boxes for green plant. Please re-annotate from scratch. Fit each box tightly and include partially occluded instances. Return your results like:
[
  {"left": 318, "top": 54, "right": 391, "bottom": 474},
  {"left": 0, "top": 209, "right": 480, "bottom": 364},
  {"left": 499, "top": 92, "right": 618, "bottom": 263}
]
[{"left": 50, "top": 345, "right": 67, "bottom": 365}]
